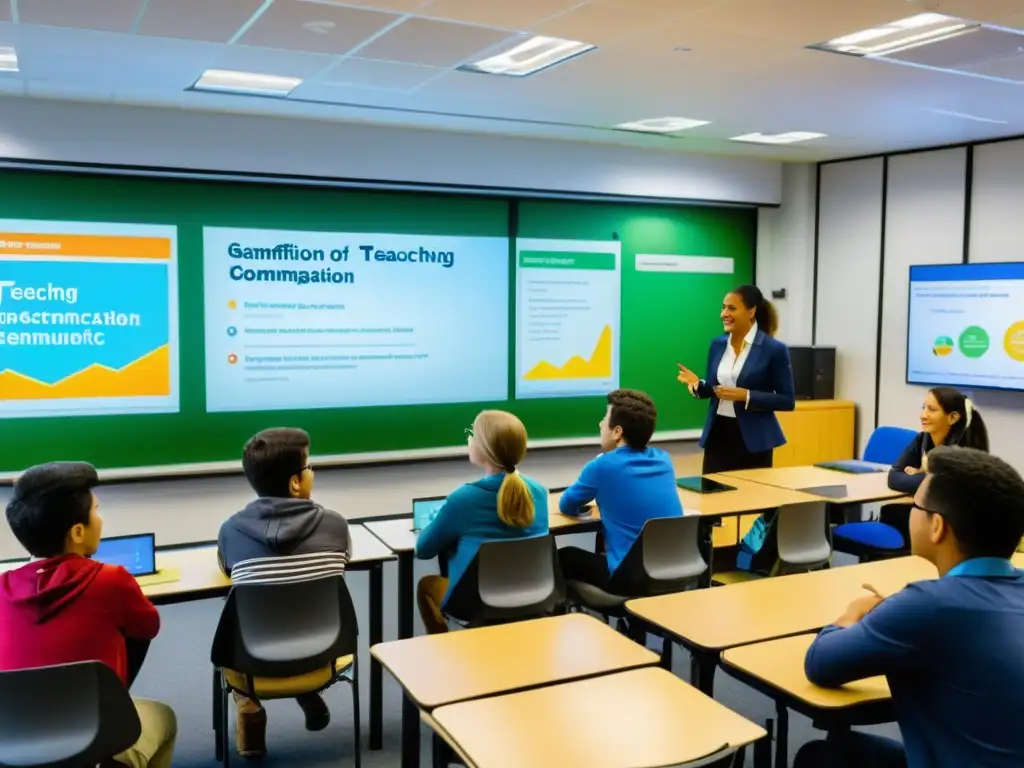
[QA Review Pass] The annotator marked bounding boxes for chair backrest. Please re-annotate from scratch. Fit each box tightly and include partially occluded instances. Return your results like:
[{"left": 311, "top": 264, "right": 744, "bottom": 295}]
[
  {"left": 0, "top": 661, "right": 141, "bottom": 768},
  {"left": 777, "top": 501, "right": 832, "bottom": 567},
  {"left": 211, "top": 575, "right": 358, "bottom": 679},
  {"left": 447, "top": 535, "right": 566, "bottom": 623},
  {"left": 641, "top": 516, "right": 707, "bottom": 592},
  {"left": 863, "top": 426, "right": 917, "bottom": 464}
]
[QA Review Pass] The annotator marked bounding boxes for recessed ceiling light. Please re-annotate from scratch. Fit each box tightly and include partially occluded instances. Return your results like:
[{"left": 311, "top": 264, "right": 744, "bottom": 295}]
[
  {"left": 811, "top": 13, "right": 979, "bottom": 58},
  {"left": 730, "top": 132, "right": 826, "bottom": 145},
  {"left": 0, "top": 47, "right": 18, "bottom": 73},
  {"left": 457, "top": 36, "right": 595, "bottom": 77},
  {"left": 192, "top": 69, "right": 302, "bottom": 97},
  {"left": 614, "top": 117, "right": 711, "bottom": 134}
]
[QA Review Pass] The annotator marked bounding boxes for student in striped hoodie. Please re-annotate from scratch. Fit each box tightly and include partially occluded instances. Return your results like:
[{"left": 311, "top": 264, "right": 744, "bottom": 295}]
[{"left": 217, "top": 427, "right": 351, "bottom": 760}]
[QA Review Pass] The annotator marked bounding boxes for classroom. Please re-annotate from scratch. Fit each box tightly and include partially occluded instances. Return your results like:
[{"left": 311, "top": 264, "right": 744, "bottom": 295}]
[{"left": 1, "top": 1, "right": 1024, "bottom": 767}]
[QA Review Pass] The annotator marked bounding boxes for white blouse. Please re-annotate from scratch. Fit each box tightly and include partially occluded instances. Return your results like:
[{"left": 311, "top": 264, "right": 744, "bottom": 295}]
[{"left": 714, "top": 324, "right": 757, "bottom": 418}]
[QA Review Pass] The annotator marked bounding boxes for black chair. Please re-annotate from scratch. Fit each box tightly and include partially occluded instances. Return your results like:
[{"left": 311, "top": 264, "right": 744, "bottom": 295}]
[
  {"left": 0, "top": 661, "right": 141, "bottom": 768},
  {"left": 210, "top": 575, "right": 360, "bottom": 768},
  {"left": 444, "top": 534, "right": 567, "bottom": 627},
  {"left": 566, "top": 516, "right": 707, "bottom": 647}
]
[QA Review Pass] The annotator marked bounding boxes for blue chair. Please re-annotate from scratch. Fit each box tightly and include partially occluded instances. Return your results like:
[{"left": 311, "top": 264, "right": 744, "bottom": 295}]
[{"left": 831, "top": 426, "right": 917, "bottom": 560}]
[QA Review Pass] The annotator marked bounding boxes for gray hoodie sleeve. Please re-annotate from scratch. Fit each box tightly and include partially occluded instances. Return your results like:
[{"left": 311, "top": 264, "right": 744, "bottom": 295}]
[{"left": 317, "top": 509, "right": 352, "bottom": 559}]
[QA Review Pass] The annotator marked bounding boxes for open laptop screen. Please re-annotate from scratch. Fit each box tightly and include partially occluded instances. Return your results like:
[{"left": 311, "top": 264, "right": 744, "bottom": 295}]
[
  {"left": 93, "top": 533, "right": 157, "bottom": 577},
  {"left": 412, "top": 497, "right": 446, "bottom": 532}
]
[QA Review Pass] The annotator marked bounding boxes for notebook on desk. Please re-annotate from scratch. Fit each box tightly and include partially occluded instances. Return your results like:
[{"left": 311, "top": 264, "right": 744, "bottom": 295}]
[
  {"left": 815, "top": 460, "right": 884, "bottom": 474},
  {"left": 676, "top": 476, "right": 735, "bottom": 494}
]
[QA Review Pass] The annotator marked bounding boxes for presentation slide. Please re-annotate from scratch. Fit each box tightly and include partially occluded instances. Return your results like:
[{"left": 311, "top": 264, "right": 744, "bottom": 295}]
[
  {"left": 0, "top": 220, "right": 179, "bottom": 419},
  {"left": 515, "top": 238, "right": 621, "bottom": 399},
  {"left": 908, "top": 263, "right": 1024, "bottom": 391},
  {"left": 203, "top": 227, "right": 509, "bottom": 412}
]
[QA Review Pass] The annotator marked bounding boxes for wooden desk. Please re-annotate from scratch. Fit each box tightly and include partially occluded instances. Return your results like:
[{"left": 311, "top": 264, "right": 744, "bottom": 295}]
[
  {"left": 721, "top": 634, "right": 893, "bottom": 767},
  {"left": 427, "top": 667, "right": 766, "bottom": 768},
  {"left": 721, "top": 465, "right": 907, "bottom": 504},
  {"left": 627, "top": 556, "right": 937, "bottom": 693},
  {"left": 373, "top": 613, "right": 659, "bottom": 768}
]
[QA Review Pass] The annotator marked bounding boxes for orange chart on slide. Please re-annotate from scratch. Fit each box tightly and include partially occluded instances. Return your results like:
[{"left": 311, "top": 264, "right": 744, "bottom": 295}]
[
  {"left": 0, "top": 346, "right": 171, "bottom": 400},
  {"left": 524, "top": 325, "right": 613, "bottom": 380}
]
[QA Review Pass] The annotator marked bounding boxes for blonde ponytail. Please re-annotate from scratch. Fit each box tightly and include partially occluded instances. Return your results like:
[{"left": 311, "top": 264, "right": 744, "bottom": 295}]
[
  {"left": 472, "top": 410, "right": 535, "bottom": 529},
  {"left": 497, "top": 471, "right": 535, "bottom": 529}
]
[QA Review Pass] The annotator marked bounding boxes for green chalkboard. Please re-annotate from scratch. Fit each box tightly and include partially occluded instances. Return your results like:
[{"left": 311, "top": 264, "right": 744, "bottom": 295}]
[{"left": 0, "top": 170, "right": 754, "bottom": 471}]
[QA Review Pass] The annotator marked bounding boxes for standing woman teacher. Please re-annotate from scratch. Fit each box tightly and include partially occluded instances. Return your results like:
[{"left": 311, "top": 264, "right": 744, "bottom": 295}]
[{"left": 677, "top": 284, "right": 796, "bottom": 474}]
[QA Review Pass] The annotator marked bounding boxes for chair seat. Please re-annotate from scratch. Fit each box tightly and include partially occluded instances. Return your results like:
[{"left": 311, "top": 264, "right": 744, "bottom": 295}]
[
  {"left": 567, "top": 580, "right": 628, "bottom": 610},
  {"left": 833, "top": 522, "right": 905, "bottom": 551},
  {"left": 224, "top": 654, "right": 353, "bottom": 698}
]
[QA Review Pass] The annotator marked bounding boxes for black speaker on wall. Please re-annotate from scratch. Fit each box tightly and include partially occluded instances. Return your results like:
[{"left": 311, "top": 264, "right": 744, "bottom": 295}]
[{"left": 789, "top": 346, "right": 836, "bottom": 400}]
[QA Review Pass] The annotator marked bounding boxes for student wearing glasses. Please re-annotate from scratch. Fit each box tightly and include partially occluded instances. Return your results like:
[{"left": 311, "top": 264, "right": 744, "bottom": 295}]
[
  {"left": 799, "top": 447, "right": 1024, "bottom": 768},
  {"left": 415, "top": 410, "right": 549, "bottom": 634}
]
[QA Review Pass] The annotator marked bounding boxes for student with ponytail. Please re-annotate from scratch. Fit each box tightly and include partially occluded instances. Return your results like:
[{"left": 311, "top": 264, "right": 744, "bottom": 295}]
[
  {"left": 414, "top": 410, "right": 548, "bottom": 634},
  {"left": 882, "top": 387, "right": 989, "bottom": 544}
]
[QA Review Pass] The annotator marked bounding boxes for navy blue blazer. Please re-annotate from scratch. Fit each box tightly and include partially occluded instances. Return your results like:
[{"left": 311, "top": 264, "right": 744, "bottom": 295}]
[{"left": 694, "top": 329, "right": 796, "bottom": 453}]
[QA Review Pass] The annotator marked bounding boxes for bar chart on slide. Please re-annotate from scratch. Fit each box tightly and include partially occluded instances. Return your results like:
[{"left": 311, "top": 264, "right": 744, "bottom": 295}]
[{"left": 515, "top": 238, "right": 621, "bottom": 399}]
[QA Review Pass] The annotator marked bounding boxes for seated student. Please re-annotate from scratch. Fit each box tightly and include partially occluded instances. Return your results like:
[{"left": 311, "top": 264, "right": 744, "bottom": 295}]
[
  {"left": 558, "top": 389, "right": 684, "bottom": 595},
  {"left": 217, "top": 427, "right": 351, "bottom": 759},
  {"left": 799, "top": 447, "right": 1024, "bottom": 768},
  {"left": 415, "top": 410, "right": 549, "bottom": 634},
  {"left": 882, "top": 386, "right": 989, "bottom": 544},
  {"left": 0, "top": 462, "right": 177, "bottom": 768}
]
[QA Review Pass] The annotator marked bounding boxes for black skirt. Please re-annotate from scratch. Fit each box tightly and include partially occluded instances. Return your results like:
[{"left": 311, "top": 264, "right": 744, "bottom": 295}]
[{"left": 701, "top": 414, "right": 773, "bottom": 474}]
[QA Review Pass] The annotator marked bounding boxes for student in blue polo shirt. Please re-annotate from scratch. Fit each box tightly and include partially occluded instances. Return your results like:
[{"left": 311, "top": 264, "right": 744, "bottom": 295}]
[
  {"left": 798, "top": 446, "right": 1024, "bottom": 768},
  {"left": 558, "top": 389, "right": 683, "bottom": 594}
]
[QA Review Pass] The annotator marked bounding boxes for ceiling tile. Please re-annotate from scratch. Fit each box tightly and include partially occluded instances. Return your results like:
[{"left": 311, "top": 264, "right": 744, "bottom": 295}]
[
  {"left": 904, "top": 0, "right": 1024, "bottom": 25},
  {"left": 532, "top": 0, "right": 683, "bottom": 47},
  {"left": 320, "top": 56, "right": 442, "bottom": 89},
  {"left": 137, "top": 0, "right": 264, "bottom": 43},
  {"left": 309, "top": 0, "right": 431, "bottom": 11},
  {"left": 239, "top": 0, "right": 399, "bottom": 55},
  {"left": 211, "top": 44, "right": 337, "bottom": 79},
  {"left": 18, "top": 0, "right": 142, "bottom": 33},
  {"left": 421, "top": 0, "right": 582, "bottom": 30},
  {"left": 355, "top": 17, "right": 513, "bottom": 66}
]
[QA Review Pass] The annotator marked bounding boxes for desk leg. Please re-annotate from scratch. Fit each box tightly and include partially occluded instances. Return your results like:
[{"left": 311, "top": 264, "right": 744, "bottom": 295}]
[
  {"left": 775, "top": 703, "right": 789, "bottom": 768},
  {"left": 690, "top": 651, "right": 717, "bottom": 696},
  {"left": 398, "top": 551, "right": 415, "bottom": 640},
  {"left": 397, "top": 552, "right": 420, "bottom": 768},
  {"left": 753, "top": 720, "right": 773, "bottom": 768},
  {"left": 368, "top": 563, "right": 383, "bottom": 751}
]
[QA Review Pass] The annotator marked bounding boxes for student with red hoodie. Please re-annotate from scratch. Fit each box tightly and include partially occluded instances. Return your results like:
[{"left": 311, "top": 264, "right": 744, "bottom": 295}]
[{"left": 0, "top": 461, "right": 177, "bottom": 768}]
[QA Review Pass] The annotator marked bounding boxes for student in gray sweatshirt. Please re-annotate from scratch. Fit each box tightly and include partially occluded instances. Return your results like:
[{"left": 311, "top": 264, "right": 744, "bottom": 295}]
[{"left": 217, "top": 427, "right": 351, "bottom": 760}]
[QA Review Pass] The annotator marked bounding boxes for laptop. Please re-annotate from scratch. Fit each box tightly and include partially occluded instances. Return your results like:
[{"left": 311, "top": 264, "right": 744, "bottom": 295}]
[
  {"left": 815, "top": 460, "right": 884, "bottom": 475},
  {"left": 412, "top": 496, "right": 446, "bottom": 532},
  {"left": 93, "top": 533, "right": 158, "bottom": 577},
  {"left": 676, "top": 476, "right": 736, "bottom": 494}
]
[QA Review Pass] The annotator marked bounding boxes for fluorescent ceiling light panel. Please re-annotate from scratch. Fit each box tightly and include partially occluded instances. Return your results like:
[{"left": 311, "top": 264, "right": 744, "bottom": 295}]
[
  {"left": 0, "top": 47, "right": 18, "bottom": 73},
  {"left": 458, "top": 36, "right": 595, "bottom": 77},
  {"left": 813, "top": 13, "right": 979, "bottom": 57},
  {"left": 193, "top": 69, "right": 302, "bottom": 97},
  {"left": 615, "top": 117, "right": 711, "bottom": 134},
  {"left": 730, "top": 132, "right": 826, "bottom": 145}
]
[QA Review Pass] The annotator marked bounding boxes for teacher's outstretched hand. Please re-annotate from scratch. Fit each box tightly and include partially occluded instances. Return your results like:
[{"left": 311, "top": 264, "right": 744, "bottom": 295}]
[{"left": 682, "top": 284, "right": 796, "bottom": 476}]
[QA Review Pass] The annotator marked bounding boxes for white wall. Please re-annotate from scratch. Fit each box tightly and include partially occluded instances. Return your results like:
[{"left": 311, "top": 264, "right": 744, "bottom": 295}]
[
  {"left": 877, "top": 149, "right": 967, "bottom": 431},
  {"left": 756, "top": 162, "right": 816, "bottom": 345},
  {"left": 969, "top": 140, "right": 1024, "bottom": 472},
  {"left": 815, "top": 158, "right": 885, "bottom": 453},
  {"left": 0, "top": 97, "right": 781, "bottom": 205}
]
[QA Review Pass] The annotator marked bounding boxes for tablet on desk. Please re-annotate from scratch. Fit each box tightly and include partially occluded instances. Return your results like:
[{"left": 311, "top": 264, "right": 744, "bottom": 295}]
[
  {"left": 676, "top": 476, "right": 735, "bottom": 494},
  {"left": 815, "top": 460, "right": 884, "bottom": 475},
  {"left": 93, "top": 533, "right": 157, "bottom": 577},
  {"left": 412, "top": 496, "right": 446, "bottom": 533}
]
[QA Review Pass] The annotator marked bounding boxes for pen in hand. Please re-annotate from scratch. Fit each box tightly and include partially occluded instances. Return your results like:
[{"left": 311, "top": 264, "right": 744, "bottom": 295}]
[{"left": 862, "top": 583, "right": 884, "bottom": 599}]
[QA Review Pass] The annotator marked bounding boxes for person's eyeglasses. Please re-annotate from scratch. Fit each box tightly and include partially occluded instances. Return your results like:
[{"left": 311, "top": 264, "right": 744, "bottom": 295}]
[
  {"left": 303, "top": 464, "right": 314, "bottom": 473},
  {"left": 464, "top": 427, "right": 474, "bottom": 440},
  {"left": 913, "top": 500, "right": 942, "bottom": 516}
]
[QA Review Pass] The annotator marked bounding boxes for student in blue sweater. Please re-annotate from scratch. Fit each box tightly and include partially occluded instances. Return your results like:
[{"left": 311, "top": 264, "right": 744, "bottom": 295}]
[
  {"left": 799, "top": 447, "right": 1024, "bottom": 768},
  {"left": 558, "top": 389, "right": 683, "bottom": 594},
  {"left": 415, "top": 410, "right": 548, "bottom": 634}
]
